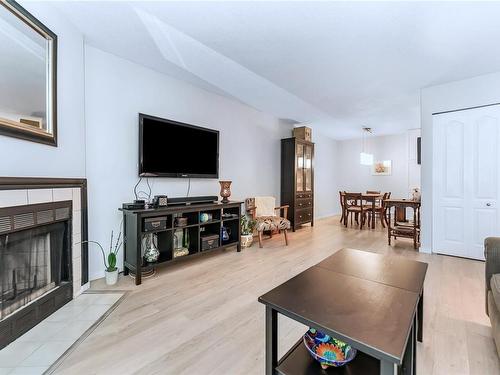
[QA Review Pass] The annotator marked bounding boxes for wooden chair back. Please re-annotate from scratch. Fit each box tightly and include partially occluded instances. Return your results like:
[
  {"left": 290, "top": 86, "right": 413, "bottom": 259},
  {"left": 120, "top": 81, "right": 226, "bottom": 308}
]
[
  {"left": 381, "top": 192, "right": 390, "bottom": 203},
  {"left": 254, "top": 196, "right": 277, "bottom": 217},
  {"left": 343, "top": 192, "right": 363, "bottom": 209},
  {"left": 366, "top": 190, "right": 381, "bottom": 194}
]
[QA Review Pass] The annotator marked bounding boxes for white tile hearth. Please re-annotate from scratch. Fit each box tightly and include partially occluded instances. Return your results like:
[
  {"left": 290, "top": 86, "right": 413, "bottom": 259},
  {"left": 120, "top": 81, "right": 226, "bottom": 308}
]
[
  {"left": 52, "top": 188, "right": 72, "bottom": 202},
  {"left": 71, "top": 188, "right": 81, "bottom": 211},
  {"left": 27, "top": 189, "right": 53, "bottom": 205},
  {"left": 0, "top": 190, "right": 28, "bottom": 208},
  {"left": 0, "top": 293, "right": 123, "bottom": 375}
]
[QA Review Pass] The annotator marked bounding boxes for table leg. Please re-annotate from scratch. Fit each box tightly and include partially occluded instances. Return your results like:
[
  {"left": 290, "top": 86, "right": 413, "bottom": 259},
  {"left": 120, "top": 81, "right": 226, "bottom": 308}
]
[
  {"left": 265, "top": 306, "right": 278, "bottom": 375},
  {"left": 413, "top": 315, "right": 417, "bottom": 375},
  {"left": 372, "top": 200, "right": 376, "bottom": 229},
  {"left": 380, "top": 360, "right": 395, "bottom": 375},
  {"left": 135, "top": 266, "right": 142, "bottom": 286},
  {"left": 417, "top": 291, "right": 423, "bottom": 342},
  {"left": 399, "top": 316, "right": 416, "bottom": 375}
]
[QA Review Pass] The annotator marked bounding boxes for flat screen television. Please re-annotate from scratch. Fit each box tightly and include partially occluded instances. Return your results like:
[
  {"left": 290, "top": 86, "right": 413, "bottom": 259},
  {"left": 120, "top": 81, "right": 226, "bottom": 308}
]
[{"left": 139, "top": 113, "right": 219, "bottom": 178}]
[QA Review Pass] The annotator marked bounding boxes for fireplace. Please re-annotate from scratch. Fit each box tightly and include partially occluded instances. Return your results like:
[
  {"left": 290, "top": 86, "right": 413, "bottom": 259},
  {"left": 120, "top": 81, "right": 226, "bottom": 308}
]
[{"left": 0, "top": 201, "right": 73, "bottom": 348}]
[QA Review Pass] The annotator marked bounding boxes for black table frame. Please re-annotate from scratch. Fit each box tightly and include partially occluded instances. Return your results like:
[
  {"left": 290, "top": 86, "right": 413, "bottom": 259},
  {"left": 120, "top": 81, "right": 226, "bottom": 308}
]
[
  {"left": 260, "top": 248, "right": 428, "bottom": 375},
  {"left": 265, "top": 294, "right": 423, "bottom": 375}
]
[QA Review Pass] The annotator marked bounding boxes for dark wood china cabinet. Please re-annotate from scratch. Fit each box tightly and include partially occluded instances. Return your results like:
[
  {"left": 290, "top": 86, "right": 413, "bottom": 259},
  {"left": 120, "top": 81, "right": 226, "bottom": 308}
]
[{"left": 281, "top": 137, "right": 314, "bottom": 231}]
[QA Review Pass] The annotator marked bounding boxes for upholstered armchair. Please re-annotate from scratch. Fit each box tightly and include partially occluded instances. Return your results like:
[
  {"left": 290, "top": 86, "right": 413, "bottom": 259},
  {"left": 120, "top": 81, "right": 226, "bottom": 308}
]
[
  {"left": 245, "top": 197, "right": 291, "bottom": 248},
  {"left": 485, "top": 237, "right": 500, "bottom": 356}
]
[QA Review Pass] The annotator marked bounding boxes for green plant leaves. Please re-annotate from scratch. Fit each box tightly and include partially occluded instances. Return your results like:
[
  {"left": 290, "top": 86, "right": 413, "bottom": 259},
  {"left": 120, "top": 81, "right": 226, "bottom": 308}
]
[{"left": 107, "top": 252, "right": 117, "bottom": 272}]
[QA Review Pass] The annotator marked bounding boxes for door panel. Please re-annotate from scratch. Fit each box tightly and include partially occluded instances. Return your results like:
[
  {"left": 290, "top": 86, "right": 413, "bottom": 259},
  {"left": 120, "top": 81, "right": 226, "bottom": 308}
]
[
  {"left": 444, "top": 207, "right": 464, "bottom": 243},
  {"left": 434, "top": 114, "right": 467, "bottom": 257},
  {"left": 470, "top": 110, "right": 500, "bottom": 259},
  {"left": 434, "top": 105, "right": 500, "bottom": 260},
  {"left": 475, "top": 115, "right": 498, "bottom": 199},
  {"left": 444, "top": 121, "right": 464, "bottom": 198},
  {"left": 473, "top": 209, "right": 497, "bottom": 245}
]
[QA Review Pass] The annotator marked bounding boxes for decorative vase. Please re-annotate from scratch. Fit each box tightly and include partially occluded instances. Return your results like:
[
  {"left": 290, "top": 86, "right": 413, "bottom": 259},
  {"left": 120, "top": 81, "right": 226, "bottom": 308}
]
[
  {"left": 173, "top": 229, "right": 183, "bottom": 250},
  {"left": 183, "top": 228, "right": 190, "bottom": 248},
  {"left": 105, "top": 269, "right": 118, "bottom": 285},
  {"left": 143, "top": 233, "right": 160, "bottom": 263},
  {"left": 221, "top": 226, "right": 231, "bottom": 241},
  {"left": 219, "top": 180, "right": 232, "bottom": 203},
  {"left": 241, "top": 234, "right": 253, "bottom": 248}
]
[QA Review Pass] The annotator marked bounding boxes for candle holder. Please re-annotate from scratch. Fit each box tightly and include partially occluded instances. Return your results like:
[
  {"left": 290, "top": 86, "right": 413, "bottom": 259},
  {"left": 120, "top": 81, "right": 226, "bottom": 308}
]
[{"left": 219, "top": 180, "right": 232, "bottom": 203}]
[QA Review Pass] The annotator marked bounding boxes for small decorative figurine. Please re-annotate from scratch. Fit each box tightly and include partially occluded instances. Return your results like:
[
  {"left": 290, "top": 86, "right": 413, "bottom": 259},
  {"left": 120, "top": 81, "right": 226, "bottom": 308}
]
[{"left": 411, "top": 187, "right": 421, "bottom": 202}]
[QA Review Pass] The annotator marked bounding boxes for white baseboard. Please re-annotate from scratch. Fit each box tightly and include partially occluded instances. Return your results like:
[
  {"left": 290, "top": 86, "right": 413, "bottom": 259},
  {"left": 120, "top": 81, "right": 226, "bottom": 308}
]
[
  {"left": 314, "top": 212, "right": 341, "bottom": 220},
  {"left": 419, "top": 246, "right": 432, "bottom": 254}
]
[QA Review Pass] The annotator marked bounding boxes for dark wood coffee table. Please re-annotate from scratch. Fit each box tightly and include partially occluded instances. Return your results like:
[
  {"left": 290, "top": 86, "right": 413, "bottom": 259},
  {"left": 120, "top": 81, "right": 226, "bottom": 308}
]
[{"left": 258, "top": 248, "right": 428, "bottom": 375}]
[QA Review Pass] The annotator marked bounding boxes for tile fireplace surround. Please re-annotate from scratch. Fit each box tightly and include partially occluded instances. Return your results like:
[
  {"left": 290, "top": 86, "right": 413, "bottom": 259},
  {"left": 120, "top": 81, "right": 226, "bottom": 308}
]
[{"left": 0, "top": 178, "right": 89, "bottom": 348}]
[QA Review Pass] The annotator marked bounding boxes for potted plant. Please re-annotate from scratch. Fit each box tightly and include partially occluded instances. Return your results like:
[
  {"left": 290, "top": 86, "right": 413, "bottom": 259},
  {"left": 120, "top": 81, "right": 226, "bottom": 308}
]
[
  {"left": 85, "top": 230, "right": 121, "bottom": 285},
  {"left": 241, "top": 215, "right": 256, "bottom": 248}
]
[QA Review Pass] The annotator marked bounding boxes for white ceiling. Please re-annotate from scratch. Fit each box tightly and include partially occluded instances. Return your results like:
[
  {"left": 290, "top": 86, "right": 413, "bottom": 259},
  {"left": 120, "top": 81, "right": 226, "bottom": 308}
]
[{"left": 51, "top": 1, "right": 500, "bottom": 139}]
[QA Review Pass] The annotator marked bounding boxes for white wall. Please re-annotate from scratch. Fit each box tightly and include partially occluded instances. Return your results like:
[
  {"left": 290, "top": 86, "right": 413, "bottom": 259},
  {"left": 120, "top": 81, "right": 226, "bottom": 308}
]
[
  {"left": 0, "top": 4, "right": 341, "bottom": 281},
  {"left": 84, "top": 46, "right": 299, "bottom": 280},
  {"left": 314, "top": 135, "right": 340, "bottom": 217},
  {"left": 336, "top": 133, "right": 412, "bottom": 198},
  {"left": 421, "top": 71, "right": 500, "bottom": 253},
  {"left": 408, "top": 128, "right": 421, "bottom": 191},
  {"left": 0, "top": 2, "right": 85, "bottom": 178}
]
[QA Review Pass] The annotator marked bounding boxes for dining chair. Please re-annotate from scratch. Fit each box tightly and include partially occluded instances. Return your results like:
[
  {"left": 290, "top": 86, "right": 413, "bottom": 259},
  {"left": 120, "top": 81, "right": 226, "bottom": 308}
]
[
  {"left": 339, "top": 191, "right": 346, "bottom": 224},
  {"left": 365, "top": 190, "right": 382, "bottom": 206},
  {"left": 343, "top": 192, "right": 367, "bottom": 229},
  {"left": 367, "top": 192, "right": 391, "bottom": 228}
]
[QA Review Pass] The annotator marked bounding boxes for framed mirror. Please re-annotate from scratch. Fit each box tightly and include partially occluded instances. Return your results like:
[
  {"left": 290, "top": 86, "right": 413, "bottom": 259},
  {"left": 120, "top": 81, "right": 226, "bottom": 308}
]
[{"left": 0, "top": 0, "right": 57, "bottom": 146}]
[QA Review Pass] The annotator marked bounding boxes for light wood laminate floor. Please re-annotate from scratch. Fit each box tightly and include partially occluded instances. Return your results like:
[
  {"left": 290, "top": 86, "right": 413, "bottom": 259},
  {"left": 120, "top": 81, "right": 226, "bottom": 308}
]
[{"left": 54, "top": 216, "right": 499, "bottom": 374}]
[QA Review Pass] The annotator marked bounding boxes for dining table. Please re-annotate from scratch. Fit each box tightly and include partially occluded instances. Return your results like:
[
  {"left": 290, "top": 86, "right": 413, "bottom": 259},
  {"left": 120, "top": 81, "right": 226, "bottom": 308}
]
[{"left": 362, "top": 192, "right": 383, "bottom": 229}]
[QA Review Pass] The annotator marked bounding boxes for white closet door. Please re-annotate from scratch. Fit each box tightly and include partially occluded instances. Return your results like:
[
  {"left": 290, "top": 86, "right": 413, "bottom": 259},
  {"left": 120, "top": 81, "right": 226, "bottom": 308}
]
[{"left": 433, "top": 105, "right": 500, "bottom": 260}]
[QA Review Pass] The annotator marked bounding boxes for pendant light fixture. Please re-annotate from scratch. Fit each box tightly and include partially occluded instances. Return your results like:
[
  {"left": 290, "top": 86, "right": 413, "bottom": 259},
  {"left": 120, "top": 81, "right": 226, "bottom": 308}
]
[{"left": 360, "top": 127, "right": 374, "bottom": 165}]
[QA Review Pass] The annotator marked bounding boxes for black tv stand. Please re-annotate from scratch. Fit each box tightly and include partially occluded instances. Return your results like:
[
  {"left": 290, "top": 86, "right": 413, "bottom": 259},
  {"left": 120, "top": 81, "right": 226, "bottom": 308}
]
[{"left": 119, "top": 201, "right": 242, "bottom": 285}]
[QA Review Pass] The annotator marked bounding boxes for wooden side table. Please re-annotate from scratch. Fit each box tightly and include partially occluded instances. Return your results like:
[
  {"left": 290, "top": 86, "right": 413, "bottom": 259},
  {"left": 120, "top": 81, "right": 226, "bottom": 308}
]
[
  {"left": 385, "top": 199, "right": 421, "bottom": 249},
  {"left": 258, "top": 248, "right": 427, "bottom": 375}
]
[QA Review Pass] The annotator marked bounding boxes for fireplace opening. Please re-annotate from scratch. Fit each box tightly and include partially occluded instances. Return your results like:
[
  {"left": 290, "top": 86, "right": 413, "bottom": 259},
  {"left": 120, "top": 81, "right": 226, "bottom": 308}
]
[
  {"left": 0, "top": 201, "right": 73, "bottom": 349},
  {"left": 0, "top": 221, "right": 70, "bottom": 320}
]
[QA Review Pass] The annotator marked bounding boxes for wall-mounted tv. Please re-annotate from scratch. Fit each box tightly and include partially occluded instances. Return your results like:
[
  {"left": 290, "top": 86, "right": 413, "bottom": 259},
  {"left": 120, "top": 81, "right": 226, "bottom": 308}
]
[{"left": 139, "top": 113, "right": 219, "bottom": 178}]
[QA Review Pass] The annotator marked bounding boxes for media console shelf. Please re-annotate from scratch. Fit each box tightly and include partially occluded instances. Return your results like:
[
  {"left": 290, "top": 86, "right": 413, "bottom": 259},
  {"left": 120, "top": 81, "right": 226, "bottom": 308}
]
[{"left": 120, "top": 201, "right": 242, "bottom": 285}]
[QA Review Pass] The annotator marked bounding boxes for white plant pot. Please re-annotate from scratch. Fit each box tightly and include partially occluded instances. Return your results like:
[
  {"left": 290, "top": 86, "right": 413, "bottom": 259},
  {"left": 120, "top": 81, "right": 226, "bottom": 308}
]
[
  {"left": 241, "top": 234, "right": 254, "bottom": 248},
  {"left": 105, "top": 269, "right": 118, "bottom": 285}
]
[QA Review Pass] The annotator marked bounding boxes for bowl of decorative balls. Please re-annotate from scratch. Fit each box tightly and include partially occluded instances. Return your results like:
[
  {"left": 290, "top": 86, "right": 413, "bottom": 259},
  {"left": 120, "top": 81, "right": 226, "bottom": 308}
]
[{"left": 303, "top": 328, "right": 357, "bottom": 369}]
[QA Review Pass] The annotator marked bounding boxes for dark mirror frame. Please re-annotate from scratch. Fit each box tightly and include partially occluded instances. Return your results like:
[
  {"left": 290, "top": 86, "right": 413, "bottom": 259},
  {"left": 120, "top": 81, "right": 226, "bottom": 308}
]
[{"left": 0, "top": 0, "right": 57, "bottom": 146}]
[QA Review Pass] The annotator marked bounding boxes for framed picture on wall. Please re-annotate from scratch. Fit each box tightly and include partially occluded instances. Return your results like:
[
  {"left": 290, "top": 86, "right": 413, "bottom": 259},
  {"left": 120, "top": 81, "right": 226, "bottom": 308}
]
[
  {"left": 0, "top": 1, "right": 58, "bottom": 146},
  {"left": 372, "top": 160, "right": 392, "bottom": 176}
]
